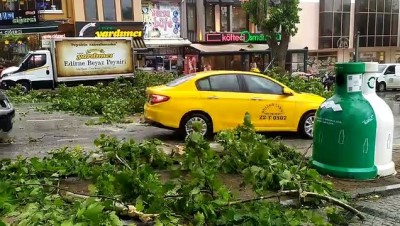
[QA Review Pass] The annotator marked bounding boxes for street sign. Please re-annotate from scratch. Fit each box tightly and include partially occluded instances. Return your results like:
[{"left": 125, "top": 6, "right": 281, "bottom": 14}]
[{"left": 337, "top": 37, "right": 349, "bottom": 49}]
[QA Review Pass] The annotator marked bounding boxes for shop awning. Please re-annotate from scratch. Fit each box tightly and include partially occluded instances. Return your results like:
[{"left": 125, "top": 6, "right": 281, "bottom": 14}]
[
  {"left": 190, "top": 43, "right": 270, "bottom": 54},
  {"left": 0, "top": 21, "right": 63, "bottom": 35},
  {"left": 132, "top": 38, "right": 147, "bottom": 50},
  {"left": 144, "top": 38, "right": 192, "bottom": 48}
]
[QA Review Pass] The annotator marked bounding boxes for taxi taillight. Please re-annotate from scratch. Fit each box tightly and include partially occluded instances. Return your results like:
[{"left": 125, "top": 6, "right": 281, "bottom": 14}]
[{"left": 149, "top": 94, "right": 170, "bottom": 104}]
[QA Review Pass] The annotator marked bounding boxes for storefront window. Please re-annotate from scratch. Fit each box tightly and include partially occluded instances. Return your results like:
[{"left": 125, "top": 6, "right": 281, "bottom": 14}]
[
  {"left": 121, "top": 0, "right": 133, "bottom": 20},
  {"left": 220, "top": 6, "right": 229, "bottom": 32},
  {"left": 103, "top": 0, "right": 116, "bottom": 21},
  {"left": 36, "top": 0, "right": 62, "bottom": 10},
  {"left": 205, "top": 4, "right": 215, "bottom": 32},
  {"left": 291, "top": 53, "right": 305, "bottom": 72},
  {"left": 84, "top": 0, "right": 98, "bottom": 21},
  {"left": 232, "top": 6, "right": 247, "bottom": 32}
]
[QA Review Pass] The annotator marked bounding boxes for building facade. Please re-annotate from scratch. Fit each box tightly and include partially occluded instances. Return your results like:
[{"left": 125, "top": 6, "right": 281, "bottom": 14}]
[
  {"left": 290, "top": 0, "right": 400, "bottom": 74},
  {"left": 182, "top": 0, "right": 308, "bottom": 73},
  {"left": 0, "top": 0, "right": 74, "bottom": 68}
]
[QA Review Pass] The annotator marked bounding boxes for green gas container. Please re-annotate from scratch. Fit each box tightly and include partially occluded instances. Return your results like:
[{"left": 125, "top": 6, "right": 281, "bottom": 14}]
[{"left": 311, "top": 62, "right": 377, "bottom": 180}]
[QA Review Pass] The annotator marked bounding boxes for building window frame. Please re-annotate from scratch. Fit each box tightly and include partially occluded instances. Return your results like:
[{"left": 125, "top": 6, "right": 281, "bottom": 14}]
[
  {"left": 84, "top": 0, "right": 98, "bottom": 21},
  {"left": 319, "top": 0, "right": 351, "bottom": 49},
  {"left": 187, "top": 3, "right": 197, "bottom": 32},
  {"left": 120, "top": 0, "right": 134, "bottom": 21},
  {"left": 355, "top": 0, "right": 399, "bottom": 47},
  {"left": 205, "top": 4, "right": 216, "bottom": 32},
  {"left": 102, "top": 0, "right": 117, "bottom": 21},
  {"left": 219, "top": 5, "right": 230, "bottom": 32}
]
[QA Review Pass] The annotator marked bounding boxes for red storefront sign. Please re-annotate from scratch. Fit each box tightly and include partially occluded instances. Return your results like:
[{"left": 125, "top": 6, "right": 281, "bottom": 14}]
[{"left": 205, "top": 33, "right": 244, "bottom": 42}]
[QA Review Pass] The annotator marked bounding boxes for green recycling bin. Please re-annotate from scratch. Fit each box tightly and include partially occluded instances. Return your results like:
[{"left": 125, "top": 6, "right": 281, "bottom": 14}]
[{"left": 311, "top": 62, "right": 377, "bottom": 180}]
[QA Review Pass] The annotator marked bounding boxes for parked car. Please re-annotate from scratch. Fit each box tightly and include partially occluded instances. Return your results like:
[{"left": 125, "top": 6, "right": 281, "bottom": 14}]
[
  {"left": 144, "top": 70, "right": 325, "bottom": 139},
  {"left": 376, "top": 63, "right": 400, "bottom": 92},
  {"left": 0, "top": 91, "right": 15, "bottom": 139}
]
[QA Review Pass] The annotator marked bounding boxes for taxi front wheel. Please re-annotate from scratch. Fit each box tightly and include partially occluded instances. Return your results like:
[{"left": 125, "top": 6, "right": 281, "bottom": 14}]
[
  {"left": 299, "top": 112, "right": 315, "bottom": 139},
  {"left": 180, "top": 113, "right": 213, "bottom": 138}
]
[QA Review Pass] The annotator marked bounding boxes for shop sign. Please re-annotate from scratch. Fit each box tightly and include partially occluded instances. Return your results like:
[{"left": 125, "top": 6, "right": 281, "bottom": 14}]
[
  {"left": 0, "top": 29, "right": 22, "bottom": 35},
  {"left": 41, "top": 34, "right": 66, "bottom": 48},
  {"left": 75, "top": 22, "right": 144, "bottom": 38},
  {"left": 142, "top": 3, "right": 181, "bottom": 39},
  {"left": 0, "top": 10, "right": 38, "bottom": 25},
  {"left": 205, "top": 31, "right": 281, "bottom": 43}
]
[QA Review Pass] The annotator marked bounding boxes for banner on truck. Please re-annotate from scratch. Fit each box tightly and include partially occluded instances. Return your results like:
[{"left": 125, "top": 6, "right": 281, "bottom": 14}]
[{"left": 55, "top": 39, "right": 133, "bottom": 77}]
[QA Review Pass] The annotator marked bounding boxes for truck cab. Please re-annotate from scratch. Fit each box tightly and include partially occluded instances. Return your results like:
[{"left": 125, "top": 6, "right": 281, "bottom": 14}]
[
  {"left": 0, "top": 50, "right": 54, "bottom": 92},
  {"left": 376, "top": 63, "right": 400, "bottom": 92}
]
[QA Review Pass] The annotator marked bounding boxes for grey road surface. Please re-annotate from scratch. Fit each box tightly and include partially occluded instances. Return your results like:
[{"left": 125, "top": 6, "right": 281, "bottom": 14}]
[{"left": 1, "top": 91, "right": 400, "bottom": 159}]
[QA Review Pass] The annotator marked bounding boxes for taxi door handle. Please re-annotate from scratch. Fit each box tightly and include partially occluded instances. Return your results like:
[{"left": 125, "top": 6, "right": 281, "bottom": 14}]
[
  {"left": 208, "top": 96, "right": 219, "bottom": 99},
  {"left": 251, "top": 97, "right": 263, "bottom": 101}
]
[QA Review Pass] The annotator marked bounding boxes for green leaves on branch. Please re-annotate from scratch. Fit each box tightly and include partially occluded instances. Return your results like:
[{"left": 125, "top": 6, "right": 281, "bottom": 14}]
[
  {"left": 1, "top": 115, "right": 351, "bottom": 225},
  {"left": 266, "top": 68, "right": 334, "bottom": 98},
  {"left": 6, "top": 71, "right": 178, "bottom": 124}
]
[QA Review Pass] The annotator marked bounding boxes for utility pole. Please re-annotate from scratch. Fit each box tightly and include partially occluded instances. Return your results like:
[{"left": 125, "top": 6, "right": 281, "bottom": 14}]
[{"left": 354, "top": 31, "right": 360, "bottom": 62}]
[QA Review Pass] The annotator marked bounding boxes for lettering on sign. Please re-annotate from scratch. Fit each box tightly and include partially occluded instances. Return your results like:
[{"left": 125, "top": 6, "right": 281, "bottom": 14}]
[
  {"left": 0, "top": 29, "right": 22, "bottom": 35},
  {"left": 142, "top": 3, "right": 181, "bottom": 39},
  {"left": 0, "top": 10, "right": 38, "bottom": 25},
  {"left": 205, "top": 31, "right": 282, "bottom": 43},
  {"left": 259, "top": 103, "right": 287, "bottom": 120},
  {"left": 95, "top": 29, "right": 142, "bottom": 38},
  {"left": 55, "top": 40, "right": 133, "bottom": 77},
  {"left": 75, "top": 22, "right": 144, "bottom": 38}
]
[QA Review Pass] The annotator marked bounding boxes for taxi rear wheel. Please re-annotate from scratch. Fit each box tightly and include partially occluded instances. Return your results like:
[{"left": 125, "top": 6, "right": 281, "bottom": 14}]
[
  {"left": 180, "top": 113, "right": 213, "bottom": 138},
  {"left": 299, "top": 111, "right": 315, "bottom": 139}
]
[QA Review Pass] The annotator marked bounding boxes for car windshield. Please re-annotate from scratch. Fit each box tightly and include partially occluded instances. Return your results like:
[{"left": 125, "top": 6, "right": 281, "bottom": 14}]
[
  {"left": 166, "top": 74, "right": 196, "bottom": 87},
  {"left": 17, "top": 54, "right": 30, "bottom": 66},
  {"left": 378, "top": 65, "right": 386, "bottom": 73}
]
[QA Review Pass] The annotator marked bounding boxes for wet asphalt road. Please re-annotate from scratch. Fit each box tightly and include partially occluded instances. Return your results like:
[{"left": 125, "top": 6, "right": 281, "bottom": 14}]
[{"left": 1, "top": 91, "right": 400, "bottom": 159}]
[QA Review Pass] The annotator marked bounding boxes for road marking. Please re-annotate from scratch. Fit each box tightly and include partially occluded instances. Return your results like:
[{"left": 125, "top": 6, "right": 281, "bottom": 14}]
[
  {"left": 57, "top": 138, "right": 89, "bottom": 142},
  {"left": 27, "top": 119, "right": 65, "bottom": 122}
]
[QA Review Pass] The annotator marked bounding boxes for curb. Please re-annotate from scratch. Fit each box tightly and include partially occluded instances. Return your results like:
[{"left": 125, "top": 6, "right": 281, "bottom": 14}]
[{"left": 350, "top": 184, "right": 400, "bottom": 199}]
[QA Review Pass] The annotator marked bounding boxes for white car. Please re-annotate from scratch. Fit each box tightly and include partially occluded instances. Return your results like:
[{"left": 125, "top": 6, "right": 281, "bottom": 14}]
[
  {"left": 0, "top": 91, "right": 15, "bottom": 139},
  {"left": 376, "top": 64, "right": 400, "bottom": 92}
]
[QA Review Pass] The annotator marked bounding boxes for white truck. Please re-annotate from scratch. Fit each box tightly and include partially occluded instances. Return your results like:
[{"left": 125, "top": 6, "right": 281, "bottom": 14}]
[
  {"left": 0, "top": 37, "right": 135, "bottom": 92},
  {"left": 376, "top": 63, "right": 400, "bottom": 92}
]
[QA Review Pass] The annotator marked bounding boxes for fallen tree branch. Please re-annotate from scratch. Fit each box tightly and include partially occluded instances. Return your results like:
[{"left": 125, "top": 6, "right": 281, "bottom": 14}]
[
  {"left": 65, "top": 191, "right": 159, "bottom": 223},
  {"left": 226, "top": 189, "right": 365, "bottom": 221},
  {"left": 301, "top": 191, "right": 365, "bottom": 221},
  {"left": 115, "top": 154, "right": 132, "bottom": 170},
  {"left": 227, "top": 190, "right": 299, "bottom": 205}
]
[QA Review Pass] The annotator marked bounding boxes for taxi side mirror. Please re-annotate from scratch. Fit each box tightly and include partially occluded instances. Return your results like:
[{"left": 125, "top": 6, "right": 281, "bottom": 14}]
[{"left": 283, "top": 87, "right": 293, "bottom": 96}]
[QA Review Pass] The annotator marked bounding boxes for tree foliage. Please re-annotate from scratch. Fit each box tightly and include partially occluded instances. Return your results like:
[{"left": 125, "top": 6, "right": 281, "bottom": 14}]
[
  {"left": 242, "top": 0, "right": 301, "bottom": 69},
  {"left": 0, "top": 115, "right": 358, "bottom": 225}
]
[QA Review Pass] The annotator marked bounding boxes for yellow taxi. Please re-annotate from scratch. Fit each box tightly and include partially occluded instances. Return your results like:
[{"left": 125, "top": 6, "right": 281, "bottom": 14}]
[{"left": 144, "top": 70, "right": 325, "bottom": 139}]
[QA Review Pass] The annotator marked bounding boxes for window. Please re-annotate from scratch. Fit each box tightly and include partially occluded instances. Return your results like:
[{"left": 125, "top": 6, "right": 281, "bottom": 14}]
[
  {"left": 209, "top": 75, "right": 240, "bottom": 92},
  {"left": 36, "top": 0, "right": 62, "bottom": 10},
  {"left": 121, "top": 0, "right": 133, "bottom": 20},
  {"left": 385, "top": 65, "right": 396, "bottom": 74},
  {"left": 166, "top": 74, "right": 196, "bottom": 87},
  {"left": 26, "top": 54, "right": 46, "bottom": 69},
  {"left": 84, "top": 0, "right": 98, "bottom": 21},
  {"left": 187, "top": 4, "right": 196, "bottom": 31},
  {"left": 196, "top": 78, "right": 211, "bottom": 91},
  {"left": 205, "top": 4, "right": 215, "bottom": 32},
  {"left": 319, "top": 0, "right": 351, "bottom": 49},
  {"left": 355, "top": 0, "right": 399, "bottom": 47},
  {"left": 232, "top": 6, "right": 247, "bottom": 32},
  {"left": 242, "top": 75, "right": 283, "bottom": 95},
  {"left": 103, "top": 0, "right": 116, "bottom": 21},
  {"left": 220, "top": 6, "right": 229, "bottom": 32}
]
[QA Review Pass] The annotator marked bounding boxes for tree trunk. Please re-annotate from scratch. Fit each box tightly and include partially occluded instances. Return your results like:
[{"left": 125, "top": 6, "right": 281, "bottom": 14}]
[{"left": 268, "top": 32, "right": 291, "bottom": 71}]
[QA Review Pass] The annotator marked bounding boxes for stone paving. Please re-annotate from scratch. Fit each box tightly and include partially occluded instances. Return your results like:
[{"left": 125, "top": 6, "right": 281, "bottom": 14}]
[{"left": 350, "top": 194, "right": 400, "bottom": 225}]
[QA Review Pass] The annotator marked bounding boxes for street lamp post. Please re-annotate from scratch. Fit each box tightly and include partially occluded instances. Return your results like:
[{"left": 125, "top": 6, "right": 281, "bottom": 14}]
[{"left": 354, "top": 31, "right": 360, "bottom": 62}]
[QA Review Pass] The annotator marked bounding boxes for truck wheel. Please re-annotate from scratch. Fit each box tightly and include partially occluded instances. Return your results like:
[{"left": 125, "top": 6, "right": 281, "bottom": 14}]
[
  {"left": 17, "top": 81, "right": 31, "bottom": 93},
  {"left": 377, "top": 82, "right": 386, "bottom": 92}
]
